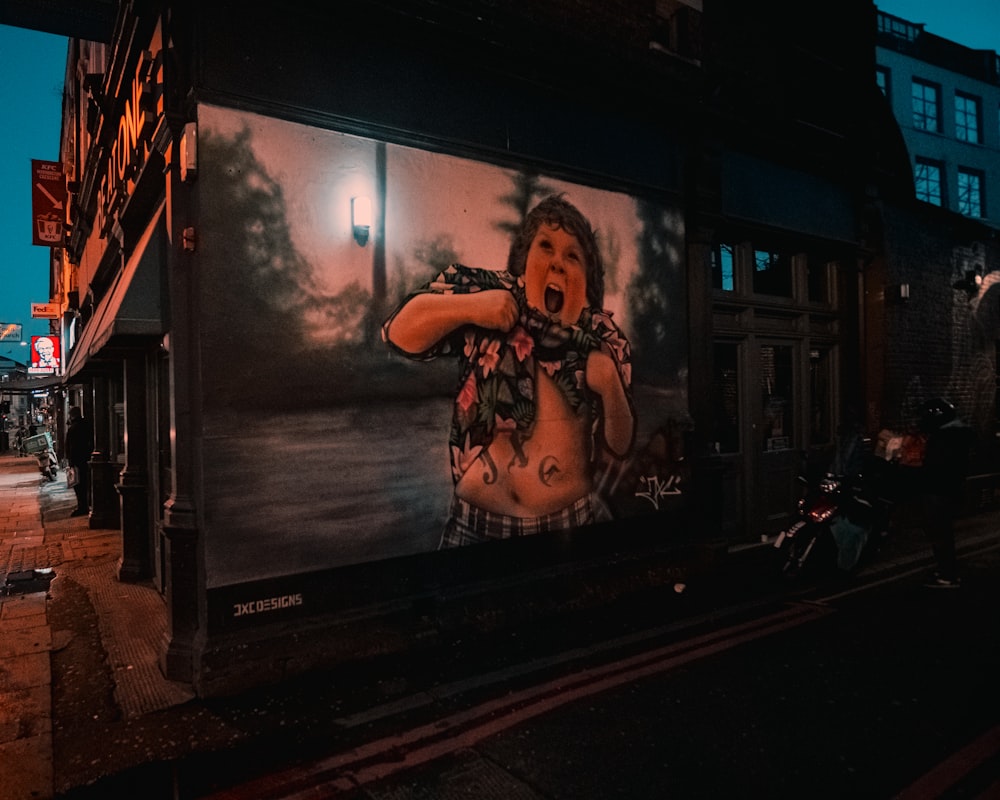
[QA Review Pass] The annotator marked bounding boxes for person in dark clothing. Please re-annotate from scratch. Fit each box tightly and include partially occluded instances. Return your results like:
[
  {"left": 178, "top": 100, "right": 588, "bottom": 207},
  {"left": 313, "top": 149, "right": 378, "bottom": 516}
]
[
  {"left": 918, "top": 398, "right": 975, "bottom": 589},
  {"left": 65, "top": 406, "right": 93, "bottom": 517}
]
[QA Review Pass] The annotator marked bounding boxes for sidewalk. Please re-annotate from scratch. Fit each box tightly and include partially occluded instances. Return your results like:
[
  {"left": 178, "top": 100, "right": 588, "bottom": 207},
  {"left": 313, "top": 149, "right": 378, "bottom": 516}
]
[
  {"left": 0, "top": 452, "right": 55, "bottom": 800},
  {"left": 0, "top": 452, "right": 192, "bottom": 800}
]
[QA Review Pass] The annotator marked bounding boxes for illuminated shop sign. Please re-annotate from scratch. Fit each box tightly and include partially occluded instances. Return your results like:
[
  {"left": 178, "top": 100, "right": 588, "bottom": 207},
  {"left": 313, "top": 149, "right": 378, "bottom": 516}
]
[
  {"left": 31, "top": 160, "right": 66, "bottom": 246},
  {"left": 95, "top": 52, "right": 160, "bottom": 238},
  {"left": 29, "top": 334, "right": 61, "bottom": 375}
]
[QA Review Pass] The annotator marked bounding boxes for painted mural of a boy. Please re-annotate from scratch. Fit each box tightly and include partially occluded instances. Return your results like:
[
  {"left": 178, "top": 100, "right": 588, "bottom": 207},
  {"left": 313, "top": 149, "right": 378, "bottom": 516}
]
[{"left": 382, "top": 194, "right": 635, "bottom": 547}]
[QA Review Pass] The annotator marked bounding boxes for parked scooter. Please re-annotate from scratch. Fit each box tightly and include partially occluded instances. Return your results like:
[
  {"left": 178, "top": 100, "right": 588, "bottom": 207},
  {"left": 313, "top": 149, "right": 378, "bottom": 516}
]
[
  {"left": 774, "top": 436, "right": 892, "bottom": 580},
  {"left": 24, "top": 431, "right": 59, "bottom": 482}
]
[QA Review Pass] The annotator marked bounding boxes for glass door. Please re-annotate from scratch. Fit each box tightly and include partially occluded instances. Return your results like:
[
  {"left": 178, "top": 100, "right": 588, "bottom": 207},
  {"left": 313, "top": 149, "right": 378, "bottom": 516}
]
[
  {"left": 711, "top": 341, "right": 744, "bottom": 536},
  {"left": 754, "top": 341, "right": 801, "bottom": 536}
]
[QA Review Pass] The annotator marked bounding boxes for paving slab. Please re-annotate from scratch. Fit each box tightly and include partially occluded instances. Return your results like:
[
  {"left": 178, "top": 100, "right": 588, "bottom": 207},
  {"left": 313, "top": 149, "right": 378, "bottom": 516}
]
[
  {"left": 0, "top": 652, "right": 51, "bottom": 692},
  {"left": 0, "top": 594, "right": 46, "bottom": 622},
  {"left": 0, "top": 733, "right": 53, "bottom": 800},
  {"left": 0, "top": 684, "right": 52, "bottom": 742},
  {"left": 0, "top": 625, "right": 52, "bottom": 659}
]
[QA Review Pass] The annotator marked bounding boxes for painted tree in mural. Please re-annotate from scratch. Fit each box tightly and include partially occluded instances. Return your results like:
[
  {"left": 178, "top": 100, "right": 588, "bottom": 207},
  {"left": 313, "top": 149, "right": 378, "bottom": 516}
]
[
  {"left": 626, "top": 199, "right": 686, "bottom": 386},
  {"left": 198, "top": 128, "right": 319, "bottom": 405},
  {"left": 494, "top": 171, "right": 557, "bottom": 255},
  {"left": 403, "top": 234, "right": 461, "bottom": 288},
  {"left": 383, "top": 233, "right": 464, "bottom": 313},
  {"left": 199, "top": 129, "right": 435, "bottom": 407}
]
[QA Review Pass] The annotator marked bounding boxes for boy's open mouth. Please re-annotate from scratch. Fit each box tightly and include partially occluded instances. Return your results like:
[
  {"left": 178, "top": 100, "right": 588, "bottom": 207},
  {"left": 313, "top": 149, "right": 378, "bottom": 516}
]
[{"left": 544, "top": 284, "right": 564, "bottom": 315}]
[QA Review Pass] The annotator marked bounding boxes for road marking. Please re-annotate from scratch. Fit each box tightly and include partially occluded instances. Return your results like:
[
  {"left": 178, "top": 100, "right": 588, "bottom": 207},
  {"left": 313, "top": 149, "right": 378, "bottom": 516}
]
[
  {"left": 202, "top": 602, "right": 832, "bottom": 799},
  {"left": 817, "top": 537, "right": 1000, "bottom": 604},
  {"left": 892, "top": 724, "right": 1000, "bottom": 800}
]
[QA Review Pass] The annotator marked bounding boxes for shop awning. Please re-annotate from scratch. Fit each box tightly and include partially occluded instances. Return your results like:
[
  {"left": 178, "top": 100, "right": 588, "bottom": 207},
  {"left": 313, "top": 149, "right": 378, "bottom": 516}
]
[{"left": 64, "top": 201, "right": 167, "bottom": 381}]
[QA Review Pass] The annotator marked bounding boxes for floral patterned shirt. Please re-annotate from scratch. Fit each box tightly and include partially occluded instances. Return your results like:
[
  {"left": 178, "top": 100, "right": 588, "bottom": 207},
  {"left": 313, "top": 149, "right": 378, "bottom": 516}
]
[{"left": 383, "top": 264, "right": 632, "bottom": 484}]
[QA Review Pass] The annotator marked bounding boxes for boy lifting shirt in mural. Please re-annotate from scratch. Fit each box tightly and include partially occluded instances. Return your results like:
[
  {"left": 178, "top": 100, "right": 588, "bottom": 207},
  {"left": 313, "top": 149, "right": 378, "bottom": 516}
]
[{"left": 382, "top": 194, "right": 635, "bottom": 547}]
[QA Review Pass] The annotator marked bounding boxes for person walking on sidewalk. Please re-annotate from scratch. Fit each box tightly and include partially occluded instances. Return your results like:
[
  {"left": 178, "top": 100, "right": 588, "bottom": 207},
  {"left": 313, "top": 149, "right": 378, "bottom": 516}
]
[
  {"left": 66, "top": 405, "right": 93, "bottom": 517},
  {"left": 918, "top": 397, "right": 975, "bottom": 589}
]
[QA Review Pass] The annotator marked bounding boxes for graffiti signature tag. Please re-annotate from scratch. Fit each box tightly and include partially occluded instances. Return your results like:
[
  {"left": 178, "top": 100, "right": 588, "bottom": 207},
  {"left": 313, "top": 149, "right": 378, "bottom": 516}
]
[{"left": 635, "top": 474, "right": 683, "bottom": 510}]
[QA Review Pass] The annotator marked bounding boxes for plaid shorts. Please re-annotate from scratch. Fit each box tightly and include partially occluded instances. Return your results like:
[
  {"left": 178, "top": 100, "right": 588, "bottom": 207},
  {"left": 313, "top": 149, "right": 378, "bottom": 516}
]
[{"left": 439, "top": 494, "right": 595, "bottom": 548}]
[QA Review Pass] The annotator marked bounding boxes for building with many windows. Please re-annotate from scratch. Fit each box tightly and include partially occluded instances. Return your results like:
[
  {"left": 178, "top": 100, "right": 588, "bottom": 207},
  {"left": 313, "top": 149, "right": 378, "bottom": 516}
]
[
  {"left": 876, "top": 9, "right": 1000, "bottom": 226},
  {"left": 871, "top": 9, "right": 1000, "bottom": 460}
]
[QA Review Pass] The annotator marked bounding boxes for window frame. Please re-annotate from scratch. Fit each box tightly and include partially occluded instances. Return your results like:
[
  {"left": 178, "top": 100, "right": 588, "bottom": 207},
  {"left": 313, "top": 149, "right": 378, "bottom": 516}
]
[
  {"left": 914, "top": 157, "right": 944, "bottom": 206},
  {"left": 710, "top": 239, "right": 837, "bottom": 309},
  {"left": 751, "top": 247, "right": 794, "bottom": 299},
  {"left": 711, "top": 242, "right": 736, "bottom": 292},
  {"left": 875, "top": 66, "right": 890, "bottom": 101},
  {"left": 911, "top": 78, "right": 941, "bottom": 133},
  {"left": 954, "top": 91, "right": 982, "bottom": 144},
  {"left": 957, "top": 167, "right": 984, "bottom": 218}
]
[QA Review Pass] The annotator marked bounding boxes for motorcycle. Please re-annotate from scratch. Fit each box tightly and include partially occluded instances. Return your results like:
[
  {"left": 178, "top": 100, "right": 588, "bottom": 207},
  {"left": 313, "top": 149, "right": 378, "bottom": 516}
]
[
  {"left": 23, "top": 431, "right": 59, "bottom": 482},
  {"left": 774, "top": 465, "right": 891, "bottom": 580}
]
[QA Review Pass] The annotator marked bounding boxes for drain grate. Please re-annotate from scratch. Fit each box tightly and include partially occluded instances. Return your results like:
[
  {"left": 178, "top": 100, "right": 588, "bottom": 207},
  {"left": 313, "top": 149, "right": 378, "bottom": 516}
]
[
  {"left": 2, "top": 567, "right": 56, "bottom": 596},
  {"left": 4, "top": 543, "right": 64, "bottom": 575}
]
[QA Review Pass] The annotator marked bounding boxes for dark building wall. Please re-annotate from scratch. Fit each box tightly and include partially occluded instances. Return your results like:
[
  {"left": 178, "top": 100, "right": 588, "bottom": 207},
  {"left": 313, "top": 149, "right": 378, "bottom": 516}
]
[
  {"left": 56, "top": 0, "right": 938, "bottom": 695},
  {"left": 875, "top": 202, "right": 999, "bottom": 450},
  {"left": 176, "top": 0, "right": 903, "bottom": 694},
  {"left": 192, "top": 1, "right": 689, "bottom": 196}
]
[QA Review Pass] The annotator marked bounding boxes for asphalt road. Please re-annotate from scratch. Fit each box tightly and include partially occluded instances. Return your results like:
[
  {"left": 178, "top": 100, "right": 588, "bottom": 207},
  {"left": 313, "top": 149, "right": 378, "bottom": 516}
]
[{"left": 61, "top": 522, "right": 1000, "bottom": 800}]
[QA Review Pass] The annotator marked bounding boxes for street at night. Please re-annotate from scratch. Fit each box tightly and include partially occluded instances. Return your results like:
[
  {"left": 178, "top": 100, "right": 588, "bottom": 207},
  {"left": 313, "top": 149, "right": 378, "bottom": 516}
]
[
  {"left": 3, "top": 3, "right": 1000, "bottom": 798},
  {"left": 51, "top": 503, "right": 999, "bottom": 799}
]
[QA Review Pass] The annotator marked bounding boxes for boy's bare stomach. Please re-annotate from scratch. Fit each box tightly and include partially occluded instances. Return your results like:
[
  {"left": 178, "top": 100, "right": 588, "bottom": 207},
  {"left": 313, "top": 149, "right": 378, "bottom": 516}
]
[{"left": 455, "top": 378, "right": 592, "bottom": 517}]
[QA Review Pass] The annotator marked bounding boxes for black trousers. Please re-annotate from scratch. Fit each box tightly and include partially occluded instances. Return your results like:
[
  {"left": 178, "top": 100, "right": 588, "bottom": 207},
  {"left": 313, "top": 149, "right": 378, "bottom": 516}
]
[
  {"left": 72, "top": 462, "right": 90, "bottom": 511},
  {"left": 922, "top": 492, "right": 958, "bottom": 578}
]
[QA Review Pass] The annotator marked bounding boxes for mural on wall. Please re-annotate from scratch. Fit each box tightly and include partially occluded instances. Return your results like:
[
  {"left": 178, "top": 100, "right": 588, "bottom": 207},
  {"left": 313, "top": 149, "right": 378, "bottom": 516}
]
[
  {"left": 382, "top": 195, "right": 636, "bottom": 547},
  {"left": 197, "top": 104, "right": 688, "bottom": 586}
]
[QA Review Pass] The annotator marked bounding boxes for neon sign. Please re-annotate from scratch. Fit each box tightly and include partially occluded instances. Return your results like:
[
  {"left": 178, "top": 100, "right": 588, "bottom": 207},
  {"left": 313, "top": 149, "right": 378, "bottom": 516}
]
[{"left": 95, "top": 52, "right": 159, "bottom": 238}]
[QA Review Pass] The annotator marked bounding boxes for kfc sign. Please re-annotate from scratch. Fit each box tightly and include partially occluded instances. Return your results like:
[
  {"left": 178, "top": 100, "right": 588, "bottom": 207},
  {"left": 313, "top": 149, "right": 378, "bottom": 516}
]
[
  {"left": 31, "top": 160, "right": 66, "bottom": 246},
  {"left": 28, "top": 335, "right": 60, "bottom": 375}
]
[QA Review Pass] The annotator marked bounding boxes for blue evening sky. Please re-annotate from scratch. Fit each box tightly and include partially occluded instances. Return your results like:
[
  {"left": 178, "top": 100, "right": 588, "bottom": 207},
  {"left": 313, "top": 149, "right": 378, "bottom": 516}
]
[
  {"left": 0, "top": 25, "right": 66, "bottom": 357},
  {"left": 0, "top": 5, "right": 997, "bottom": 359}
]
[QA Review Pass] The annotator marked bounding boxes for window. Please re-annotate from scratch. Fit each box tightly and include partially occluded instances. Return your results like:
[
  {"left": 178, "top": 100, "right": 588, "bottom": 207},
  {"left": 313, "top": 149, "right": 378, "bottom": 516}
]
[
  {"left": 760, "top": 344, "right": 794, "bottom": 451},
  {"left": 712, "top": 342, "right": 740, "bottom": 454},
  {"left": 712, "top": 242, "right": 735, "bottom": 291},
  {"left": 915, "top": 158, "right": 944, "bottom": 206},
  {"left": 875, "top": 66, "right": 889, "bottom": 98},
  {"left": 752, "top": 248, "right": 792, "bottom": 298},
  {"left": 912, "top": 79, "right": 940, "bottom": 132},
  {"left": 878, "top": 12, "right": 922, "bottom": 42},
  {"left": 955, "top": 92, "right": 981, "bottom": 144},
  {"left": 958, "top": 168, "right": 983, "bottom": 217},
  {"left": 809, "top": 348, "right": 833, "bottom": 447}
]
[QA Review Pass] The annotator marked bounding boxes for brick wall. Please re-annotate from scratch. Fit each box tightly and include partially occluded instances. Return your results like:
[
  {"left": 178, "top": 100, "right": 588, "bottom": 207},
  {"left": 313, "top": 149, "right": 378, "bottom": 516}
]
[{"left": 880, "top": 204, "right": 1000, "bottom": 453}]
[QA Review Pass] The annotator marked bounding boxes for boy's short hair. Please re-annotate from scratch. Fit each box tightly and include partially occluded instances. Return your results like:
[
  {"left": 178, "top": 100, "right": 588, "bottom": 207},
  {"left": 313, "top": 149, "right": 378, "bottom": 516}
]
[{"left": 507, "top": 194, "right": 605, "bottom": 308}]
